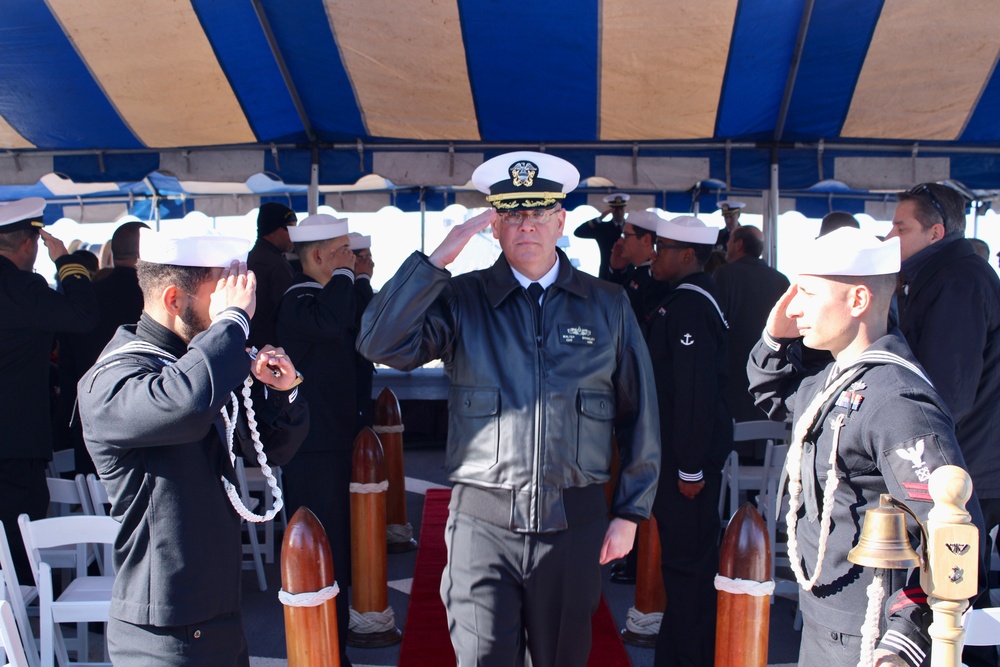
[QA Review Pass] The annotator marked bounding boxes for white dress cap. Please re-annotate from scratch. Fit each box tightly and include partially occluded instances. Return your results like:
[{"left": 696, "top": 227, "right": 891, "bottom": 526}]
[
  {"left": 288, "top": 214, "right": 350, "bottom": 243},
  {"left": 348, "top": 232, "right": 371, "bottom": 250},
  {"left": 472, "top": 151, "right": 579, "bottom": 210},
  {"left": 717, "top": 200, "right": 746, "bottom": 212},
  {"left": 602, "top": 193, "right": 631, "bottom": 206},
  {"left": 624, "top": 210, "right": 661, "bottom": 233},
  {"left": 0, "top": 197, "right": 46, "bottom": 231},
  {"left": 655, "top": 215, "right": 720, "bottom": 245},
  {"left": 792, "top": 227, "right": 900, "bottom": 277},
  {"left": 138, "top": 228, "right": 250, "bottom": 267}
]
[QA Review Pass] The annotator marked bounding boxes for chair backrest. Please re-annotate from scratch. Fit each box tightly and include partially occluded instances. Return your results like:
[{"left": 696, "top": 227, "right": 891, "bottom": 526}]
[
  {"left": 17, "top": 515, "right": 118, "bottom": 588},
  {"left": 44, "top": 477, "right": 92, "bottom": 518},
  {"left": 962, "top": 607, "right": 1000, "bottom": 646},
  {"left": 0, "top": 526, "right": 38, "bottom": 667},
  {"left": 84, "top": 475, "right": 109, "bottom": 518},
  {"left": 732, "top": 419, "right": 791, "bottom": 444},
  {"left": 0, "top": 600, "right": 30, "bottom": 667},
  {"left": 45, "top": 450, "right": 75, "bottom": 480}
]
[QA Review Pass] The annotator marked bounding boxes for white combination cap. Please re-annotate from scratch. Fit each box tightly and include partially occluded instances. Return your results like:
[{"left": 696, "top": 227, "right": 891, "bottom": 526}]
[
  {"left": 288, "top": 214, "right": 349, "bottom": 243},
  {"left": 472, "top": 151, "right": 579, "bottom": 211},
  {"left": 655, "top": 215, "right": 720, "bottom": 245},
  {"left": 348, "top": 232, "right": 371, "bottom": 250},
  {"left": 793, "top": 227, "right": 900, "bottom": 277},
  {"left": 602, "top": 193, "right": 630, "bottom": 206},
  {"left": 0, "top": 197, "right": 46, "bottom": 232},
  {"left": 138, "top": 228, "right": 250, "bottom": 267},
  {"left": 624, "top": 210, "right": 661, "bottom": 233},
  {"left": 718, "top": 200, "right": 746, "bottom": 212}
]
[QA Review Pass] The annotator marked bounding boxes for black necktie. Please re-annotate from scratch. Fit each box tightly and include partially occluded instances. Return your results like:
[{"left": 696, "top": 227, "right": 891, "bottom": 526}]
[{"left": 527, "top": 282, "right": 544, "bottom": 335}]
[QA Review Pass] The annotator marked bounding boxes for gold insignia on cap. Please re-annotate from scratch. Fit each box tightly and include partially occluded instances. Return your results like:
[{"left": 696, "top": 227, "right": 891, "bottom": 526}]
[{"left": 509, "top": 161, "right": 537, "bottom": 188}]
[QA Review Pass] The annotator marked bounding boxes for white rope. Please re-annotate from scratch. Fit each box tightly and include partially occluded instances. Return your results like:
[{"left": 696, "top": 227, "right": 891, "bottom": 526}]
[
  {"left": 278, "top": 582, "right": 340, "bottom": 607},
  {"left": 386, "top": 522, "right": 414, "bottom": 543},
  {"left": 220, "top": 377, "right": 283, "bottom": 523},
  {"left": 714, "top": 575, "right": 775, "bottom": 597},
  {"left": 784, "top": 366, "right": 859, "bottom": 591},
  {"left": 624, "top": 606, "right": 662, "bottom": 635},
  {"left": 350, "top": 481, "right": 389, "bottom": 494},
  {"left": 372, "top": 424, "right": 404, "bottom": 434},
  {"left": 348, "top": 606, "right": 396, "bottom": 634},
  {"left": 858, "top": 571, "right": 885, "bottom": 667}
]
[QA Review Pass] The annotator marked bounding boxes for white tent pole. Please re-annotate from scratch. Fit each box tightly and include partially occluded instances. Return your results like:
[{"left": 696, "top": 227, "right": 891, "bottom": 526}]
[
  {"left": 420, "top": 188, "right": 427, "bottom": 255},
  {"left": 308, "top": 150, "right": 319, "bottom": 215},
  {"left": 767, "top": 157, "right": 779, "bottom": 268}
]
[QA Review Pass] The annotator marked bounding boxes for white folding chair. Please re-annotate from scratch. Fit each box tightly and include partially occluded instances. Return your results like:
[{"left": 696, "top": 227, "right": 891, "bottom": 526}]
[
  {"left": 43, "top": 479, "right": 102, "bottom": 578},
  {"left": 0, "top": 527, "right": 39, "bottom": 667},
  {"left": 45, "top": 453, "right": 74, "bottom": 481},
  {"left": 18, "top": 515, "right": 117, "bottom": 667},
  {"left": 0, "top": 600, "right": 31, "bottom": 667},
  {"left": 241, "top": 464, "right": 286, "bottom": 564},
  {"left": 233, "top": 460, "right": 267, "bottom": 591},
  {"left": 719, "top": 420, "right": 791, "bottom": 521},
  {"left": 961, "top": 606, "right": 1000, "bottom": 666}
]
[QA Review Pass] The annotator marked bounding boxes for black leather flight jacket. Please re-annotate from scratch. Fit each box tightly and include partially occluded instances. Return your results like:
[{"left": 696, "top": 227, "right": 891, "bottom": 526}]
[{"left": 358, "top": 250, "right": 660, "bottom": 533}]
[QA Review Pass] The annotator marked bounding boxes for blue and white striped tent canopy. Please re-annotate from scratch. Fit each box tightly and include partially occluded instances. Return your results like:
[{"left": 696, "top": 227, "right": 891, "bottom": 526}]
[{"left": 2, "top": 0, "right": 1000, "bottom": 221}]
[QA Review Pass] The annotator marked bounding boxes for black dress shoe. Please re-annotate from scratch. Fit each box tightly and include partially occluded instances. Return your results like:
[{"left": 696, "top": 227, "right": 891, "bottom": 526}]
[{"left": 611, "top": 561, "right": 627, "bottom": 575}]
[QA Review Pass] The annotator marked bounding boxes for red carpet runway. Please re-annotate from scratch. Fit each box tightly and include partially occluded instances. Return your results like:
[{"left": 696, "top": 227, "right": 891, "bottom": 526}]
[{"left": 398, "top": 488, "right": 631, "bottom": 667}]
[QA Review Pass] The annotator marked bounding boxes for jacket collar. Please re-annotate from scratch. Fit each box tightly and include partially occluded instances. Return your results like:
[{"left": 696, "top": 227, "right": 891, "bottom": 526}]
[
  {"left": 901, "top": 234, "right": 970, "bottom": 285},
  {"left": 484, "top": 248, "right": 588, "bottom": 308}
]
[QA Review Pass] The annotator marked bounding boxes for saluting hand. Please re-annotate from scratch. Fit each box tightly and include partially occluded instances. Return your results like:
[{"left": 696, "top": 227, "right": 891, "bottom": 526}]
[
  {"left": 327, "top": 242, "right": 356, "bottom": 274},
  {"left": 609, "top": 239, "right": 629, "bottom": 271},
  {"left": 251, "top": 345, "right": 301, "bottom": 391},
  {"left": 428, "top": 209, "right": 495, "bottom": 269},
  {"left": 38, "top": 229, "right": 69, "bottom": 261},
  {"left": 210, "top": 261, "right": 257, "bottom": 321},
  {"left": 765, "top": 283, "right": 800, "bottom": 340}
]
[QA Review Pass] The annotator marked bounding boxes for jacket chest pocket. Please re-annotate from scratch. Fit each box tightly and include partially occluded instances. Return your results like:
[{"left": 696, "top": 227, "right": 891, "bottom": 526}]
[
  {"left": 448, "top": 386, "right": 500, "bottom": 470},
  {"left": 577, "top": 389, "right": 615, "bottom": 473}
]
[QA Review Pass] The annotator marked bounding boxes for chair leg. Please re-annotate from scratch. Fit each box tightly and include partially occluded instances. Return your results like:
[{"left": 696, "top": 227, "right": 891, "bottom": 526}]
[
  {"left": 245, "top": 521, "right": 267, "bottom": 592},
  {"left": 39, "top": 571, "right": 53, "bottom": 667}
]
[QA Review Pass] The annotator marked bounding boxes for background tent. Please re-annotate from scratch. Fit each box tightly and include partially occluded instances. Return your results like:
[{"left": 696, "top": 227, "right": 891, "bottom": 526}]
[{"left": 2, "top": 0, "right": 1000, "bottom": 228}]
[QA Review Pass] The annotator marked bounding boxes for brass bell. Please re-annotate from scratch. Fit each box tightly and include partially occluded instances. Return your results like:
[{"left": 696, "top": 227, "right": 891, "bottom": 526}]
[{"left": 847, "top": 494, "right": 921, "bottom": 569}]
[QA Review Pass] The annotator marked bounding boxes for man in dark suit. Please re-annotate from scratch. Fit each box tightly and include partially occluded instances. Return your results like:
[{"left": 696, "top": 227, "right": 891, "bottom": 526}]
[
  {"left": 714, "top": 225, "right": 790, "bottom": 425},
  {"left": 248, "top": 202, "right": 297, "bottom": 351}
]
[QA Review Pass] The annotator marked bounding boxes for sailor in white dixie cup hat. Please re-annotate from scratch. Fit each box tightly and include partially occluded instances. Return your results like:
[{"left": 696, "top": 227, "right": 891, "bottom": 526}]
[
  {"left": 0, "top": 196, "right": 98, "bottom": 584},
  {"left": 358, "top": 151, "right": 660, "bottom": 667},
  {"left": 747, "top": 227, "right": 984, "bottom": 667},
  {"left": 643, "top": 213, "right": 732, "bottom": 666},
  {"left": 78, "top": 229, "right": 307, "bottom": 667},
  {"left": 277, "top": 211, "right": 360, "bottom": 664}
]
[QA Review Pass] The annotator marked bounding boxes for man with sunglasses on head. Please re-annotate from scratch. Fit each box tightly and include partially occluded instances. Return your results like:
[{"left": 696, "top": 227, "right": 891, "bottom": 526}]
[
  {"left": 886, "top": 183, "right": 1000, "bottom": 632},
  {"left": 358, "top": 152, "right": 660, "bottom": 667}
]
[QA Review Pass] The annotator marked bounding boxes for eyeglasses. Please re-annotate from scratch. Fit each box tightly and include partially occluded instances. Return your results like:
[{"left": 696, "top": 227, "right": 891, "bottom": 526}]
[
  {"left": 620, "top": 231, "right": 638, "bottom": 240},
  {"left": 653, "top": 240, "right": 690, "bottom": 253},
  {"left": 497, "top": 208, "right": 561, "bottom": 227},
  {"left": 907, "top": 184, "right": 948, "bottom": 225}
]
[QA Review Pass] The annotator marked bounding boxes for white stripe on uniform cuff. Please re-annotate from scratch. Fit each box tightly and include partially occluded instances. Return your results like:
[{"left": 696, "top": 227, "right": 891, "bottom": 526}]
[
  {"left": 212, "top": 309, "right": 250, "bottom": 339},
  {"left": 332, "top": 268, "right": 355, "bottom": 283},
  {"left": 678, "top": 470, "right": 704, "bottom": 482},
  {"left": 762, "top": 330, "right": 782, "bottom": 352}
]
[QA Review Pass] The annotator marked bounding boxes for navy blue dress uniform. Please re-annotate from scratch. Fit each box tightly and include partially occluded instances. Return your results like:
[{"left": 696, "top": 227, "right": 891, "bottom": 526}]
[
  {"left": 359, "top": 153, "right": 660, "bottom": 667},
  {"left": 714, "top": 199, "right": 745, "bottom": 252},
  {"left": 0, "top": 197, "right": 97, "bottom": 583},
  {"left": 642, "top": 215, "right": 731, "bottom": 667},
  {"left": 746, "top": 228, "right": 986, "bottom": 667},
  {"left": 275, "top": 214, "right": 359, "bottom": 666},
  {"left": 78, "top": 231, "right": 307, "bottom": 667},
  {"left": 247, "top": 203, "right": 297, "bottom": 351},
  {"left": 574, "top": 192, "right": 629, "bottom": 280}
]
